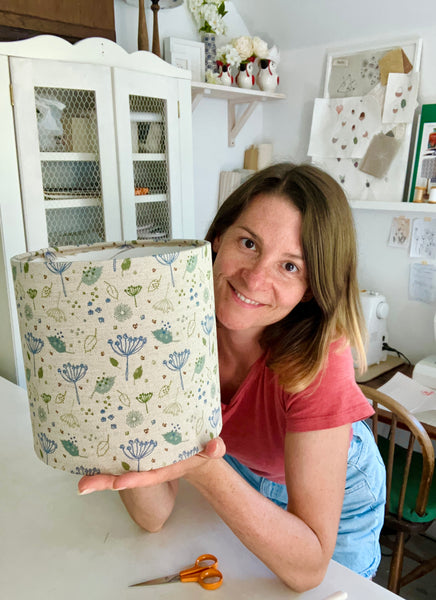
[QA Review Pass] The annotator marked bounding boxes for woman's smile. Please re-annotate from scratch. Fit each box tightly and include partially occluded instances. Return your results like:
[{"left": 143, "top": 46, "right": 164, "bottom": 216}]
[{"left": 231, "top": 284, "right": 263, "bottom": 307}]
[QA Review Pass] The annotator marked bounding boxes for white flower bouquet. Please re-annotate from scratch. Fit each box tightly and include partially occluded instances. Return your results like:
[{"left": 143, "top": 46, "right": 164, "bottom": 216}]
[
  {"left": 188, "top": 0, "right": 228, "bottom": 35},
  {"left": 216, "top": 43, "right": 242, "bottom": 67},
  {"left": 232, "top": 35, "right": 269, "bottom": 64}
]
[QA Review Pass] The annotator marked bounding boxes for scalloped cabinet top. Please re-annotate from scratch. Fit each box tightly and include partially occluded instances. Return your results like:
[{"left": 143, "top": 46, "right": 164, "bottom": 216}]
[{"left": 0, "top": 35, "right": 191, "bottom": 80}]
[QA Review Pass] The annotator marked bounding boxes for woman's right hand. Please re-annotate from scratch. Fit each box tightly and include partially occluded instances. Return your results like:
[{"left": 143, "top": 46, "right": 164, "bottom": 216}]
[{"left": 77, "top": 437, "right": 226, "bottom": 495}]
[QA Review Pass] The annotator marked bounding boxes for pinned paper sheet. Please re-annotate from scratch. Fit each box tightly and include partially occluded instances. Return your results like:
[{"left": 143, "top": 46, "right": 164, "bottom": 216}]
[
  {"left": 409, "top": 262, "right": 436, "bottom": 303},
  {"left": 378, "top": 48, "right": 413, "bottom": 86},
  {"left": 382, "top": 72, "right": 419, "bottom": 123},
  {"left": 388, "top": 216, "right": 411, "bottom": 248},
  {"left": 410, "top": 217, "right": 436, "bottom": 259},
  {"left": 308, "top": 96, "right": 381, "bottom": 158},
  {"left": 359, "top": 131, "right": 401, "bottom": 178}
]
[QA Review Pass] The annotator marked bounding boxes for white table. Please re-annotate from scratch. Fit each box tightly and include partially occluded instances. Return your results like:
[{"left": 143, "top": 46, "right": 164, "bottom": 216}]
[{"left": 0, "top": 376, "right": 399, "bottom": 600}]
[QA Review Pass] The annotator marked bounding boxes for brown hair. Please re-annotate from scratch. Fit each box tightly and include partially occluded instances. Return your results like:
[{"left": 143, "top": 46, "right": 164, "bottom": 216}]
[{"left": 205, "top": 162, "right": 366, "bottom": 393}]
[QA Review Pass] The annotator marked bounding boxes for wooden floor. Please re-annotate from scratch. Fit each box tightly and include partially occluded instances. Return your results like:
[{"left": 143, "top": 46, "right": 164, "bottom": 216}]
[{"left": 374, "top": 535, "right": 436, "bottom": 599}]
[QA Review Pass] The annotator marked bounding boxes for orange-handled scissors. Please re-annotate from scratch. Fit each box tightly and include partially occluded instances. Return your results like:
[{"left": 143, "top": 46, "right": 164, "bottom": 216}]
[{"left": 129, "top": 553, "right": 223, "bottom": 590}]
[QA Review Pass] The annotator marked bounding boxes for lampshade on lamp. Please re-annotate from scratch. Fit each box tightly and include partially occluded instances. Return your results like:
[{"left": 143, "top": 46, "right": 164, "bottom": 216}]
[{"left": 11, "top": 240, "right": 221, "bottom": 475}]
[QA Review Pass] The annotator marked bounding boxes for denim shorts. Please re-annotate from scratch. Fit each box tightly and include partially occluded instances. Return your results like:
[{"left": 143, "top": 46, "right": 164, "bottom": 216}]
[{"left": 224, "top": 420, "right": 386, "bottom": 578}]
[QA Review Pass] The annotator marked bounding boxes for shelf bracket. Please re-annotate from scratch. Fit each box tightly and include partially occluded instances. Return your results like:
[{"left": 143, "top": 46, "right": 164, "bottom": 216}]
[
  {"left": 191, "top": 88, "right": 264, "bottom": 147},
  {"left": 227, "top": 99, "right": 260, "bottom": 147}
]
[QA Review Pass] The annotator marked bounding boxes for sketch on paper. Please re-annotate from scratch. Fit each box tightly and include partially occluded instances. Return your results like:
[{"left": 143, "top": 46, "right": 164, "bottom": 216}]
[
  {"left": 308, "top": 96, "right": 380, "bottom": 159},
  {"left": 410, "top": 218, "right": 436, "bottom": 259},
  {"left": 383, "top": 72, "right": 419, "bottom": 124},
  {"left": 409, "top": 263, "right": 436, "bottom": 304},
  {"left": 388, "top": 216, "right": 411, "bottom": 248}
]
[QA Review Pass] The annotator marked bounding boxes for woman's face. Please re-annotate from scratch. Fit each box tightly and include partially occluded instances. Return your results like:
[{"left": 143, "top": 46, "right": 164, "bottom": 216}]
[{"left": 212, "top": 193, "right": 310, "bottom": 336}]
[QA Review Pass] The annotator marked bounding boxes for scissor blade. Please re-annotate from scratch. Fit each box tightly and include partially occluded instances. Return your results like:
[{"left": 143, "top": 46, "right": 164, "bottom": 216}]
[{"left": 129, "top": 573, "right": 180, "bottom": 587}]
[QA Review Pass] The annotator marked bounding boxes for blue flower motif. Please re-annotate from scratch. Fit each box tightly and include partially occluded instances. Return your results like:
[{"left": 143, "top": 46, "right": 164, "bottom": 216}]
[
  {"left": 58, "top": 362, "right": 88, "bottom": 405},
  {"left": 108, "top": 333, "right": 147, "bottom": 381},
  {"left": 120, "top": 438, "right": 158, "bottom": 471},
  {"left": 37, "top": 432, "right": 57, "bottom": 464},
  {"left": 153, "top": 252, "right": 179, "bottom": 287},
  {"left": 208, "top": 407, "right": 221, "bottom": 430},
  {"left": 25, "top": 332, "right": 44, "bottom": 375},
  {"left": 201, "top": 314, "right": 215, "bottom": 355},
  {"left": 163, "top": 349, "right": 190, "bottom": 391}
]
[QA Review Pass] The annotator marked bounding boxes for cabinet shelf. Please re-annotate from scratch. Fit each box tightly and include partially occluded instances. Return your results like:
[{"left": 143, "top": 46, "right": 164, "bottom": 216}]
[
  {"left": 191, "top": 82, "right": 285, "bottom": 147},
  {"left": 130, "top": 111, "right": 163, "bottom": 123},
  {"left": 44, "top": 197, "right": 101, "bottom": 209},
  {"left": 132, "top": 153, "right": 166, "bottom": 161},
  {"left": 351, "top": 200, "right": 436, "bottom": 212},
  {"left": 134, "top": 193, "right": 166, "bottom": 204},
  {"left": 40, "top": 152, "right": 98, "bottom": 161}
]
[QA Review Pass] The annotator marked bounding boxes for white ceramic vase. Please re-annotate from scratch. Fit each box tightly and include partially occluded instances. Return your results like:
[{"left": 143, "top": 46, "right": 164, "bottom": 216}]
[
  {"left": 257, "top": 59, "right": 279, "bottom": 92},
  {"left": 217, "top": 62, "right": 233, "bottom": 86},
  {"left": 236, "top": 60, "right": 255, "bottom": 89}
]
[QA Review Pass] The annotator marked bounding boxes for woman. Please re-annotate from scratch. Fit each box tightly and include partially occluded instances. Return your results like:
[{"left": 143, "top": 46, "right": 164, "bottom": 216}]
[{"left": 79, "top": 163, "right": 386, "bottom": 592}]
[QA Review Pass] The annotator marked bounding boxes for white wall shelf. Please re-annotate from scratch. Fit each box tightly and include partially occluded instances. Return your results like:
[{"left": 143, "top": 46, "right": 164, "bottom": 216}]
[
  {"left": 351, "top": 200, "right": 436, "bottom": 212},
  {"left": 191, "top": 82, "right": 285, "bottom": 147}
]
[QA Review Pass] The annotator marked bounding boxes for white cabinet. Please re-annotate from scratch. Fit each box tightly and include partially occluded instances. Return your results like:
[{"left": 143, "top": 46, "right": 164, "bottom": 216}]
[{"left": 0, "top": 35, "right": 195, "bottom": 386}]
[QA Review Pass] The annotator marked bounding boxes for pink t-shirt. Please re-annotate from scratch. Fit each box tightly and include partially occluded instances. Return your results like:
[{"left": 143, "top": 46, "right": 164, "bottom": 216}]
[{"left": 220, "top": 340, "right": 373, "bottom": 484}]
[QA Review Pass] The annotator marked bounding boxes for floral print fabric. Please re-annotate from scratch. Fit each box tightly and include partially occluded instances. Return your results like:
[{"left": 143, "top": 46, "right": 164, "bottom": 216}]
[{"left": 11, "top": 240, "right": 221, "bottom": 475}]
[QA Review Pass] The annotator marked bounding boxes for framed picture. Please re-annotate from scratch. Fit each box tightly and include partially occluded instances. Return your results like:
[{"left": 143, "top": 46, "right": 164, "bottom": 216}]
[
  {"left": 407, "top": 104, "right": 436, "bottom": 202},
  {"left": 308, "top": 37, "right": 422, "bottom": 203},
  {"left": 163, "top": 37, "right": 205, "bottom": 82}
]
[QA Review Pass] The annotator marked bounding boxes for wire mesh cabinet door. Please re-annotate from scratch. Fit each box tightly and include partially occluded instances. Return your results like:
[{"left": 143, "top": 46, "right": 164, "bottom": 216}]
[
  {"left": 113, "top": 67, "right": 195, "bottom": 241},
  {"left": 10, "top": 56, "right": 122, "bottom": 250}
]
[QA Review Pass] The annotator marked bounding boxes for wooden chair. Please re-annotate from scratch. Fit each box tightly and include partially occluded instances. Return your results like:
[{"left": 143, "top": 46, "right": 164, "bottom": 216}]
[{"left": 358, "top": 384, "right": 436, "bottom": 594}]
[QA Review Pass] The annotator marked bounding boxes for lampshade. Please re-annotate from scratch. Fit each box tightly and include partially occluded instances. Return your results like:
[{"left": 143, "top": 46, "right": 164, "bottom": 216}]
[{"left": 11, "top": 240, "right": 221, "bottom": 475}]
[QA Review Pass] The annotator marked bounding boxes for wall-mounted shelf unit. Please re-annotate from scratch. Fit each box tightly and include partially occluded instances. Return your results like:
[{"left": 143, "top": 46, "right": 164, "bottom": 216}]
[
  {"left": 351, "top": 201, "right": 436, "bottom": 212},
  {"left": 191, "top": 82, "right": 285, "bottom": 147}
]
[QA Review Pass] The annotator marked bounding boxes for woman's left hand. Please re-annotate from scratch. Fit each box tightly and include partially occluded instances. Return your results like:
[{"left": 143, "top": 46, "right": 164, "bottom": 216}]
[{"left": 77, "top": 437, "right": 226, "bottom": 494}]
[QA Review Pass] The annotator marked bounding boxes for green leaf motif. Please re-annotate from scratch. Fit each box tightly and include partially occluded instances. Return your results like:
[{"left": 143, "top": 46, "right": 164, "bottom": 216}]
[
  {"left": 159, "top": 382, "right": 171, "bottom": 398},
  {"left": 133, "top": 365, "right": 143, "bottom": 381},
  {"left": 117, "top": 389, "right": 130, "bottom": 407},
  {"left": 194, "top": 355, "right": 206, "bottom": 375},
  {"left": 104, "top": 281, "right": 119, "bottom": 300},
  {"left": 23, "top": 262, "right": 29, "bottom": 274},
  {"left": 27, "top": 288, "right": 37, "bottom": 300},
  {"left": 122, "top": 461, "right": 131, "bottom": 471},
  {"left": 401, "top": 98, "right": 406, "bottom": 108},
  {"left": 148, "top": 276, "right": 161, "bottom": 292},
  {"left": 79, "top": 265, "right": 103, "bottom": 288},
  {"left": 121, "top": 258, "right": 131, "bottom": 273},
  {"left": 184, "top": 255, "right": 198, "bottom": 277},
  {"left": 41, "top": 393, "right": 51, "bottom": 405},
  {"left": 162, "top": 430, "right": 183, "bottom": 445},
  {"left": 38, "top": 367, "right": 43, "bottom": 379},
  {"left": 48, "top": 335, "right": 67, "bottom": 353},
  {"left": 42, "top": 283, "right": 52, "bottom": 298},
  {"left": 187, "top": 315, "right": 196, "bottom": 337},
  {"left": 97, "top": 435, "right": 109, "bottom": 457},
  {"left": 61, "top": 439, "right": 80, "bottom": 456},
  {"left": 110, "top": 357, "right": 120, "bottom": 368},
  {"left": 152, "top": 328, "right": 173, "bottom": 344},
  {"left": 93, "top": 376, "right": 116, "bottom": 395},
  {"left": 84, "top": 330, "right": 97, "bottom": 353}
]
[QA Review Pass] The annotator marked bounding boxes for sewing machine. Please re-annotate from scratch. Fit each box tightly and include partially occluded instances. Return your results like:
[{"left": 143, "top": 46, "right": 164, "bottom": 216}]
[{"left": 360, "top": 290, "right": 389, "bottom": 366}]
